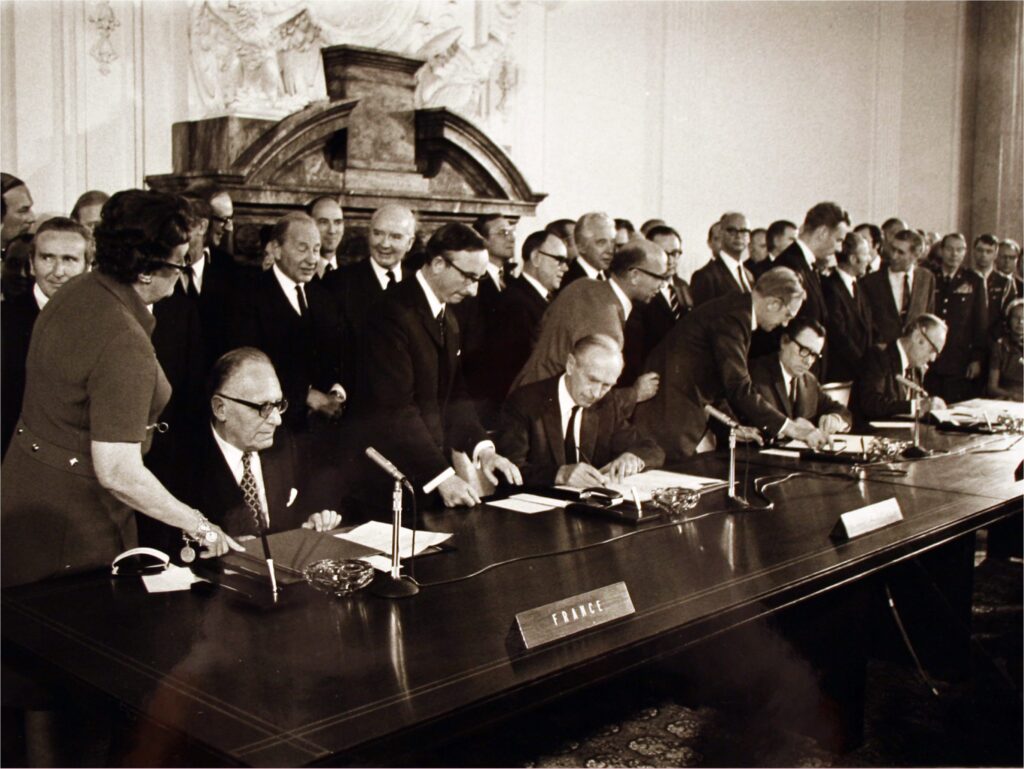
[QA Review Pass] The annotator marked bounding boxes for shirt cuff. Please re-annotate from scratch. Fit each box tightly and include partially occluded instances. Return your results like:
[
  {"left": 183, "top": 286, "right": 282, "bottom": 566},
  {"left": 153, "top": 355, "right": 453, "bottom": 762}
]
[
  {"left": 778, "top": 418, "right": 794, "bottom": 438},
  {"left": 423, "top": 466, "right": 455, "bottom": 494},
  {"left": 472, "top": 440, "right": 495, "bottom": 464}
]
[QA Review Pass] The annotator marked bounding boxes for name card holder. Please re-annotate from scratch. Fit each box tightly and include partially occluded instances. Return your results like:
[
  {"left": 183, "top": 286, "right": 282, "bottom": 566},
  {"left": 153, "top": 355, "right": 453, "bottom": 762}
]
[
  {"left": 514, "top": 582, "right": 635, "bottom": 649},
  {"left": 830, "top": 497, "right": 903, "bottom": 541}
]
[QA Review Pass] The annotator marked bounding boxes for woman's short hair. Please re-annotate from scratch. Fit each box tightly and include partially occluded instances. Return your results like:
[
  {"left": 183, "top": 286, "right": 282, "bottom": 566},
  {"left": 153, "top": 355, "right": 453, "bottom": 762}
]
[{"left": 92, "top": 190, "right": 192, "bottom": 283}]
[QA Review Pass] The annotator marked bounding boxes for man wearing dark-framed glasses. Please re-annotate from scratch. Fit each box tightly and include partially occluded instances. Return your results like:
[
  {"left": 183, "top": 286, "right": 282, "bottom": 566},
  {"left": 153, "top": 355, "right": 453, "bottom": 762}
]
[{"left": 750, "top": 317, "right": 851, "bottom": 438}]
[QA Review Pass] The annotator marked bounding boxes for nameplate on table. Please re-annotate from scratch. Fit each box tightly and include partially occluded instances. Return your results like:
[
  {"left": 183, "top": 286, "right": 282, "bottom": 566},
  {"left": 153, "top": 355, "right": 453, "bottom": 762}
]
[
  {"left": 831, "top": 497, "right": 903, "bottom": 541},
  {"left": 514, "top": 582, "right": 634, "bottom": 649}
]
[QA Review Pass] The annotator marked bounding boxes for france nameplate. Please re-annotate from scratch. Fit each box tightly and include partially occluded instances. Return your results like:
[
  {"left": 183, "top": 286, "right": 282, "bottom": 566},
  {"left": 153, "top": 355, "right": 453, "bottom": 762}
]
[{"left": 514, "top": 582, "right": 635, "bottom": 649}]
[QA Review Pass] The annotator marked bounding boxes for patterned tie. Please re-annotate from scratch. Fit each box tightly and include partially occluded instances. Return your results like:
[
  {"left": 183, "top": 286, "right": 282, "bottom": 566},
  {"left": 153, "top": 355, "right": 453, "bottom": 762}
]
[
  {"left": 564, "top": 405, "right": 581, "bottom": 464},
  {"left": 737, "top": 265, "right": 751, "bottom": 294},
  {"left": 667, "top": 287, "right": 681, "bottom": 319},
  {"left": 296, "top": 284, "right": 308, "bottom": 316},
  {"left": 436, "top": 307, "right": 446, "bottom": 347},
  {"left": 240, "top": 451, "right": 266, "bottom": 531},
  {"left": 899, "top": 274, "right": 911, "bottom": 325}
]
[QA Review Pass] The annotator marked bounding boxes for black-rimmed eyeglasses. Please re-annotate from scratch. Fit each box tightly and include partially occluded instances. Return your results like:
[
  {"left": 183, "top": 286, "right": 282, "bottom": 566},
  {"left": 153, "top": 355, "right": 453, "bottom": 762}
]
[
  {"left": 216, "top": 394, "right": 289, "bottom": 419},
  {"left": 441, "top": 254, "right": 487, "bottom": 283},
  {"left": 537, "top": 249, "right": 570, "bottom": 265},
  {"left": 918, "top": 330, "right": 941, "bottom": 357},
  {"left": 791, "top": 338, "right": 822, "bottom": 362},
  {"left": 633, "top": 266, "right": 672, "bottom": 282}
]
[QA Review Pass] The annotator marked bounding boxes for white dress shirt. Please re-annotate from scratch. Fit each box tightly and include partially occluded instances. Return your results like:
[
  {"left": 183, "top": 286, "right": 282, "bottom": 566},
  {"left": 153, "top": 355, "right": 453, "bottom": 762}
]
[
  {"left": 887, "top": 266, "right": 915, "bottom": 311},
  {"left": 608, "top": 276, "right": 633, "bottom": 320},
  {"left": 719, "top": 254, "right": 750, "bottom": 291},
  {"left": 211, "top": 424, "right": 269, "bottom": 520},
  {"left": 576, "top": 258, "right": 604, "bottom": 280},
  {"left": 521, "top": 270, "right": 548, "bottom": 300},
  {"left": 557, "top": 374, "right": 583, "bottom": 462},
  {"left": 836, "top": 267, "right": 857, "bottom": 297},
  {"left": 370, "top": 257, "right": 403, "bottom": 291},
  {"left": 33, "top": 283, "right": 49, "bottom": 310},
  {"left": 190, "top": 248, "right": 208, "bottom": 293},
  {"left": 485, "top": 261, "right": 504, "bottom": 292},
  {"left": 796, "top": 238, "right": 816, "bottom": 271},
  {"left": 272, "top": 264, "right": 306, "bottom": 316}
]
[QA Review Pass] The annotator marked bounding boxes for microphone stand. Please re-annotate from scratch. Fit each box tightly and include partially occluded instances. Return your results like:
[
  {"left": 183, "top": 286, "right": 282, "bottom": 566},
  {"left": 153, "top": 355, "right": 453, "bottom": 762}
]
[
  {"left": 370, "top": 479, "right": 420, "bottom": 598},
  {"left": 725, "top": 426, "right": 755, "bottom": 508},
  {"left": 900, "top": 373, "right": 933, "bottom": 458}
]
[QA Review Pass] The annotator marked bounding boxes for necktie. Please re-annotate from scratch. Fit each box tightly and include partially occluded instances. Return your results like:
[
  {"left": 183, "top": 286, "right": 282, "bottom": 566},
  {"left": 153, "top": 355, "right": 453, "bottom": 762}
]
[
  {"left": 564, "top": 405, "right": 581, "bottom": 464},
  {"left": 789, "top": 376, "right": 799, "bottom": 414},
  {"left": 296, "top": 284, "right": 308, "bottom": 316},
  {"left": 436, "top": 307, "right": 446, "bottom": 347},
  {"left": 667, "top": 287, "right": 681, "bottom": 319},
  {"left": 385, "top": 269, "right": 396, "bottom": 287},
  {"left": 596, "top": 271, "right": 606, "bottom": 281},
  {"left": 737, "top": 265, "right": 751, "bottom": 294},
  {"left": 850, "top": 279, "right": 858, "bottom": 301},
  {"left": 899, "top": 274, "right": 911, "bottom": 324},
  {"left": 240, "top": 452, "right": 266, "bottom": 531}
]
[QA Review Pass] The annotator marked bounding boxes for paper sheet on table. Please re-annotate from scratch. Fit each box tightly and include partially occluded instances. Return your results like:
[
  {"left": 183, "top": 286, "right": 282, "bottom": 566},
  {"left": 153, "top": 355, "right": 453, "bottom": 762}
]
[
  {"left": 143, "top": 565, "right": 206, "bottom": 593},
  {"left": 870, "top": 421, "right": 915, "bottom": 429},
  {"left": 335, "top": 521, "right": 451, "bottom": 560},
  {"left": 760, "top": 448, "right": 802, "bottom": 458},
  {"left": 488, "top": 493, "right": 571, "bottom": 514},
  {"left": 602, "top": 469, "right": 728, "bottom": 502},
  {"left": 949, "top": 398, "right": 1024, "bottom": 420},
  {"left": 781, "top": 435, "right": 874, "bottom": 454}
]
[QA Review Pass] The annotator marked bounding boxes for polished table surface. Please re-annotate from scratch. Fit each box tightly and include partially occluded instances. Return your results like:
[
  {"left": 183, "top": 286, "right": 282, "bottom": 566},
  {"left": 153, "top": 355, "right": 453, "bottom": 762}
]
[{"left": 3, "top": 427, "right": 1022, "bottom": 766}]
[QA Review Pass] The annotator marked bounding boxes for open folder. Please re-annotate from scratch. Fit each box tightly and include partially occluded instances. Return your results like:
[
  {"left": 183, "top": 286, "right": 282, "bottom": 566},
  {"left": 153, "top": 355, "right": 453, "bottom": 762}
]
[{"left": 219, "top": 529, "right": 381, "bottom": 585}]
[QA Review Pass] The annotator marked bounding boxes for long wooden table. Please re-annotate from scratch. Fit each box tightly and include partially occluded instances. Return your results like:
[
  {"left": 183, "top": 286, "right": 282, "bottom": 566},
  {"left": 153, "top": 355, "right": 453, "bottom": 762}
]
[{"left": 3, "top": 427, "right": 1022, "bottom": 766}]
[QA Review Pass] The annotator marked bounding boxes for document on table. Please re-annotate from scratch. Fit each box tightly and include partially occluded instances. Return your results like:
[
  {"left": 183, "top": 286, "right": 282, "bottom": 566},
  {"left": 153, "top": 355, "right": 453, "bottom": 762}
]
[
  {"left": 142, "top": 565, "right": 206, "bottom": 593},
  {"left": 869, "top": 421, "right": 915, "bottom": 429},
  {"left": 487, "top": 493, "right": 571, "bottom": 514},
  {"left": 779, "top": 435, "right": 874, "bottom": 454},
  {"left": 601, "top": 469, "right": 727, "bottom": 502},
  {"left": 937, "top": 398, "right": 1024, "bottom": 422},
  {"left": 335, "top": 521, "right": 452, "bottom": 572}
]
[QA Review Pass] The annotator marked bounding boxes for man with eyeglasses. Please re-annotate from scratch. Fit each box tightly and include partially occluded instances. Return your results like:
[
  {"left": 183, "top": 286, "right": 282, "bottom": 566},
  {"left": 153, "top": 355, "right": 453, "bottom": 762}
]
[
  {"left": 359, "top": 222, "right": 522, "bottom": 509},
  {"left": 185, "top": 347, "right": 343, "bottom": 538},
  {"left": 854, "top": 313, "right": 948, "bottom": 424},
  {"left": 510, "top": 239, "right": 667, "bottom": 407},
  {"left": 205, "top": 189, "right": 234, "bottom": 257},
  {"left": 641, "top": 225, "right": 694, "bottom": 357},
  {"left": 635, "top": 267, "right": 837, "bottom": 460},
  {"left": 750, "top": 318, "right": 851, "bottom": 438},
  {"left": 691, "top": 212, "right": 756, "bottom": 307},
  {"left": 466, "top": 230, "right": 569, "bottom": 428}
]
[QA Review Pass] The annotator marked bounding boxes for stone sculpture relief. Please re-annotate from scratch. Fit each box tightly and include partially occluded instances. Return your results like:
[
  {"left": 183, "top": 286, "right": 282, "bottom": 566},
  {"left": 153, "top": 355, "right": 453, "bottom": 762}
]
[
  {"left": 189, "top": 0, "right": 522, "bottom": 146},
  {"left": 87, "top": 0, "right": 120, "bottom": 75}
]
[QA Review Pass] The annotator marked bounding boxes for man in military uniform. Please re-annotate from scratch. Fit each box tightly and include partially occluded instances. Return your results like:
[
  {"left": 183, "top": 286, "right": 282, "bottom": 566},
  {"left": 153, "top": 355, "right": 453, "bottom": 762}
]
[{"left": 925, "top": 233, "right": 987, "bottom": 402}]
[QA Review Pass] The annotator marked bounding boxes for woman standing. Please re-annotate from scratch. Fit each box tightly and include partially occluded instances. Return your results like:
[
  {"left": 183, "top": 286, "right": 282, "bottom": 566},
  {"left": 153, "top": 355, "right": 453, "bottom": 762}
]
[{"left": 1, "top": 189, "right": 240, "bottom": 587}]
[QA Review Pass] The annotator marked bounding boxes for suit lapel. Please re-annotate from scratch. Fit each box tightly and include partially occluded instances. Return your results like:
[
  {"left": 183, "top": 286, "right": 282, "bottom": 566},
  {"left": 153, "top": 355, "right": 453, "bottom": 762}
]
[
  {"left": 580, "top": 406, "right": 599, "bottom": 468},
  {"left": 542, "top": 392, "right": 566, "bottom": 467}
]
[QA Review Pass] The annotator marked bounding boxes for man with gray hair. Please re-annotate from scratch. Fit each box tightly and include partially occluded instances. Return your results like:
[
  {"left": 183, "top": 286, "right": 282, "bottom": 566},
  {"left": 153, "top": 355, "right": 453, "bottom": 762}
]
[
  {"left": 497, "top": 334, "right": 664, "bottom": 487},
  {"left": 635, "top": 267, "right": 831, "bottom": 460},
  {"left": 560, "top": 211, "right": 616, "bottom": 287}
]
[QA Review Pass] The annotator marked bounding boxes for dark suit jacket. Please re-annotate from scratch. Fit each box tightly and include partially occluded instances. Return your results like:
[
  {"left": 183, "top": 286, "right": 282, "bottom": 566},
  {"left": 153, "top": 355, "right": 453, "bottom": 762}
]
[
  {"left": 980, "top": 270, "right": 1016, "bottom": 339},
  {"left": 558, "top": 258, "right": 599, "bottom": 291},
  {"left": 496, "top": 376, "right": 664, "bottom": 486},
  {"left": 822, "top": 271, "right": 873, "bottom": 383},
  {"left": 745, "top": 256, "right": 774, "bottom": 281},
  {"left": 223, "top": 269, "right": 345, "bottom": 431},
  {"left": 852, "top": 343, "right": 918, "bottom": 424},
  {"left": 634, "top": 292, "right": 788, "bottom": 461},
  {"left": 187, "top": 425, "right": 335, "bottom": 538},
  {"left": 641, "top": 278, "right": 693, "bottom": 360},
  {"left": 465, "top": 275, "right": 549, "bottom": 424},
  {"left": 197, "top": 249, "right": 256, "bottom": 363},
  {"left": 928, "top": 267, "right": 987, "bottom": 375},
  {"left": 358, "top": 277, "right": 487, "bottom": 486},
  {"left": 749, "top": 355, "right": 851, "bottom": 426},
  {"left": 861, "top": 267, "right": 935, "bottom": 346},
  {"left": 690, "top": 255, "right": 754, "bottom": 307},
  {"left": 1, "top": 291, "right": 39, "bottom": 457},
  {"left": 775, "top": 241, "right": 828, "bottom": 326}
]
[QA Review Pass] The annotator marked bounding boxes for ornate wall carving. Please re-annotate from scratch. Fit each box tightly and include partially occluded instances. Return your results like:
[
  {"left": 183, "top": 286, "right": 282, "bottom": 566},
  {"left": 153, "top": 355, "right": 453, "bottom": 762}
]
[
  {"left": 87, "top": 0, "right": 120, "bottom": 75},
  {"left": 188, "top": 0, "right": 522, "bottom": 148}
]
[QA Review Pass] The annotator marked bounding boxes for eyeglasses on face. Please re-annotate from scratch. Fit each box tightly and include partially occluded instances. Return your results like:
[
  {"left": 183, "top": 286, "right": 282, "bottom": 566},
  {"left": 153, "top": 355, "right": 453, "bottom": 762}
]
[
  {"left": 441, "top": 254, "right": 486, "bottom": 283},
  {"left": 789, "top": 338, "right": 822, "bottom": 362},
  {"left": 724, "top": 227, "right": 751, "bottom": 237},
  {"left": 216, "top": 393, "right": 289, "bottom": 419},
  {"left": 633, "top": 266, "right": 672, "bottom": 282},
  {"left": 537, "top": 249, "right": 570, "bottom": 265},
  {"left": 918, "top": 329, "right": 941, "bottom": 357}
]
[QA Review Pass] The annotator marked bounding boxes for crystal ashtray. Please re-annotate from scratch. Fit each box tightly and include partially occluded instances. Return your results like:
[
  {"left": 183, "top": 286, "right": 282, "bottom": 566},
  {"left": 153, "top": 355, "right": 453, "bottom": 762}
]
[{"left": 303, "top": 558, "right": 375, "bottom": 597}]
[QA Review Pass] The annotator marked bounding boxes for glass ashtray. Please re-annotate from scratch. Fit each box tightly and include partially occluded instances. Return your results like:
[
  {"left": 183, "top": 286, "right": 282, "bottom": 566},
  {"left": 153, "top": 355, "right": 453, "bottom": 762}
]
[
  {"left": 303, "top": 559, "right": 375, "bottom": 597},
  {"left": 649, "top": 487, "right": 702, "bottom": 517}
]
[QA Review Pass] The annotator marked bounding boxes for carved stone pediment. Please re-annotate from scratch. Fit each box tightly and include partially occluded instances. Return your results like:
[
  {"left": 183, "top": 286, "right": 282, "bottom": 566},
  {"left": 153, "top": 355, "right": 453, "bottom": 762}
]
[{"left": 147, "top": 45, "right": 544, "bottom": 260}]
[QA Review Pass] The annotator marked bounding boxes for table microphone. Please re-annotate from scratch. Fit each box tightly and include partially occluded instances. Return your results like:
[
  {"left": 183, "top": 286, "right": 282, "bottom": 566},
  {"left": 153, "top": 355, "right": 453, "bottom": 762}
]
[
  {"left": 704, "top": 404, "right": 740, "bottom": 429},
  {"left": 894, "top": 376, "right": 932, "bottom": 457},
  {"left": 365, "top": 447, "right": 414, "bottom": 489}
]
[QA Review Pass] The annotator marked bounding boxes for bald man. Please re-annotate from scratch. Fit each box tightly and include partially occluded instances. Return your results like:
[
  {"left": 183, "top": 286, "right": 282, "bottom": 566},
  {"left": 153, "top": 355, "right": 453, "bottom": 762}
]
[
  {"left": 560, "top": 212, "right": 616, "bottom": 288},
  {"left": 691, "top": 212, "right": 756, "bottom": 307},
  {"left": 497, "top": 334, "right": 664, "bottom": 486}
]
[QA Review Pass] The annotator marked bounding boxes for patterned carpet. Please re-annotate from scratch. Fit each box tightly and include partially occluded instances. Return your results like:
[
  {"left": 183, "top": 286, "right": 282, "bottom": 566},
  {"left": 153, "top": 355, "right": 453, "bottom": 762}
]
[{"left": 436, "top": 556, "right": 1022, "bottom": 768}]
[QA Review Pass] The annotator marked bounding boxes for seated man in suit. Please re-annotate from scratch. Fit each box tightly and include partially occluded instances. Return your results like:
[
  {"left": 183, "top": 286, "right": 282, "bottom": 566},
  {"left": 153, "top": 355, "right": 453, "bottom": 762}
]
[
  {"left": 197, "top": 347, "right": 342, "bottom": 538},
  {"left": 510, "top": 238, "right": 667, "bottom": 404},
  {"left": 822, "top": 231, "right": 874, "bottom": 383},
  {"left": 1, "top": 217, "right": 89, "bottom": 456},
  {"left": 469, "top": 229, "right": 569, "bottom": 427},
  {"left": 635, "top": 267, "right": 832, "bottom": 461},
  {"left": 360, "top": 222, "right": 522, "bottom": 508},
  {"left": 853, "top": 313, "right": 948, "bottom": 424},
  {"left": 749, "top": 318, "right": 852, "bottom": 438},
  {"left": 860, "top": 229, "right": 935, "bottom": 347},
  {"left": 691, "top": 211, "right": 755, "bottom": 307},
  {"left": 498, "top": 334, "right": 664, "bottom": 486}
]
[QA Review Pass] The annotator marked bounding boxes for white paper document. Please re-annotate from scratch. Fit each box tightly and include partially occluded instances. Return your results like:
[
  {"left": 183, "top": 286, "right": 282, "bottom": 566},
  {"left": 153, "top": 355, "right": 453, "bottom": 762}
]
[
  {"left": 869, "top": 421, "right": 914, "bottom": 429},
  {"left": 487, "top": 493, "right": 571, "bottom": 514},
  {"left": 781, "top": 435, "right": 874, "bottom": 454},
  {"left": 759, "top": 448, "right": 802, "bottom": 458},
  {"left": 335, "top": 521, "right": 452, "bottom": 571},
  {"left": 142, "top": 565, "right": 205, "bottom": 593},
  {"left": 954, "top": 398, "right": 1024, "bottom": 420},
  {"left": 602, "top": 469, "right": 727, "bottom": 502}
]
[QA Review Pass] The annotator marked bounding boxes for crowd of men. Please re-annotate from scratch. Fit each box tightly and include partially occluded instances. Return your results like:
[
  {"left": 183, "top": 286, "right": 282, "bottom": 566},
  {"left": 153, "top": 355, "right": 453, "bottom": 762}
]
[{"left": 2, "top": 172, "right": 1022, "bottom": 541}]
